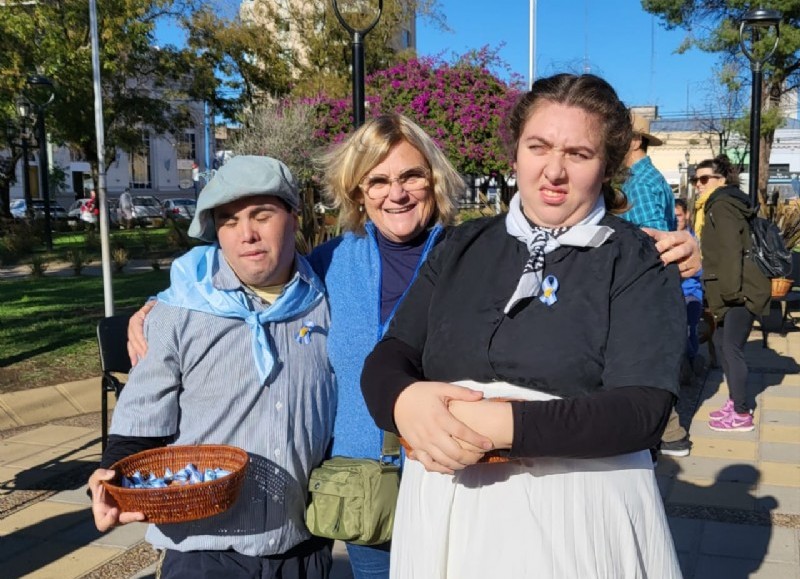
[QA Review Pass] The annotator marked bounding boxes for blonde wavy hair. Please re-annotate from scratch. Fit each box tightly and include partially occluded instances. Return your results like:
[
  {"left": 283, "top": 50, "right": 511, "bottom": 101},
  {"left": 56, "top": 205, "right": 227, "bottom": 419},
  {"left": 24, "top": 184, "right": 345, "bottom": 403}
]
[{"left": 317, "top": 113, "right": 465, "bottom": 234}]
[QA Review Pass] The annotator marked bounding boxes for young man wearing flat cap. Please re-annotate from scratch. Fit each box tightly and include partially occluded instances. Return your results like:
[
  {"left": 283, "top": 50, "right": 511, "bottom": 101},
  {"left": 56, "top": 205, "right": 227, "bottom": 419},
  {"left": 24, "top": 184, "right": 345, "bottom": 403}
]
[{"left": 88, "top": 155, "right": 335, "bottom": 578}]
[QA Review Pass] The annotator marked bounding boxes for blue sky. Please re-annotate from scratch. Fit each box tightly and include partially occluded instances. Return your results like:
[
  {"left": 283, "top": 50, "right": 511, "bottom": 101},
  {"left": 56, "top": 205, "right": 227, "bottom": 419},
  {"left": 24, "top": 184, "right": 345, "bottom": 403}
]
[
  {"left": 156, "top": 0, "right": 724, "bottom": 117},
  {"left": 417, "top": 0, "right": 722, "bottom": 117}
]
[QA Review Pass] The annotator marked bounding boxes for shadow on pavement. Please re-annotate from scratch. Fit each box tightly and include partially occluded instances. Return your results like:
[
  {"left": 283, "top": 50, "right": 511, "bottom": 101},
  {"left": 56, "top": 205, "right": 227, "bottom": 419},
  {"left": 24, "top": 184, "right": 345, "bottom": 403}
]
[
  {"left": 0, "top": 507, "right": 94, "bottom": 576},
  {"left": 665, "top": 463, "right": 777, "bottom": 579},
  {"left": 0, "top": 437, "right": 100, "bottom": 496}
]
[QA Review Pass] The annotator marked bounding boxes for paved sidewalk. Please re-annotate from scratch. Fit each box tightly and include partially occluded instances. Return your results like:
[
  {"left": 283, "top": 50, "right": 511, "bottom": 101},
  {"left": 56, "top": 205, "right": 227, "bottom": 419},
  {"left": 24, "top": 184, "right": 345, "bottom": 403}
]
[
  {"left": 0, "top": 258, "right": 173, "bottom": 282},
  {"left": 0, "top": 328, "right": 798, "bottom": 577}
]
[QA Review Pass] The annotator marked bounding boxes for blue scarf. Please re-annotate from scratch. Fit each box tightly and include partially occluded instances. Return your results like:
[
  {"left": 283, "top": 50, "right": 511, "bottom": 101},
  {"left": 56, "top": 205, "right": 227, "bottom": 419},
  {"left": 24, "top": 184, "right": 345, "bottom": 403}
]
[{"left": 158, "top": 245, "right": 324, "bottom": 385}]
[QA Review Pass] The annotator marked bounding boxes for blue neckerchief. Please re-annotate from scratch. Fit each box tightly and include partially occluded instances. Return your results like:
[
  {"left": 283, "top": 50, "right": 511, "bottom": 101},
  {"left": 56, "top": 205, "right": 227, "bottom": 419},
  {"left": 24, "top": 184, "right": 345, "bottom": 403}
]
[{"left": 158, "top": 245, "right": 324, "bottom": 385}]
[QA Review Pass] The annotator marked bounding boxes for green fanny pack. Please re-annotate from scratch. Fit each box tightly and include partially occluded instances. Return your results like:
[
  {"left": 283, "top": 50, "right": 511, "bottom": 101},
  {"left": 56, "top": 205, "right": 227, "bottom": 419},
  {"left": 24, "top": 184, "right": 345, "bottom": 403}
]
[{"left": 305, "top": 433, "right": 400, "bottom": 546}]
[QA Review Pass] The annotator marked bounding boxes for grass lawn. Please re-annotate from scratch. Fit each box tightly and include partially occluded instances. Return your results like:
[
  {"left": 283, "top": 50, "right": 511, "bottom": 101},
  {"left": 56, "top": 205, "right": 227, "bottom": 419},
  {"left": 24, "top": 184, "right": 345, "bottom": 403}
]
[
  {"left": 52, "top": 227, "right": 173, "bottom": 253},
  {"left": 0, "top": 270, "right": 170, "bottom": 393}
]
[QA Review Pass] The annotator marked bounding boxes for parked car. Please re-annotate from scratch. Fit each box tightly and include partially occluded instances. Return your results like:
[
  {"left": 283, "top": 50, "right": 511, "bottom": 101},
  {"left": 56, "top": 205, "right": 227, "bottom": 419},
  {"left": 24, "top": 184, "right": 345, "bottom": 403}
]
[
  {"left": 67, "top": 198, "right": 120, "bottom": 228},
  {"left": 132, "top": 195, "right": 164, "bottom": 227},
  {"left": 11, "top": 199, "right": 68, "bottom": 221},
  {"left": 162, "top": 198, "right": 197, "bottom": 222}
]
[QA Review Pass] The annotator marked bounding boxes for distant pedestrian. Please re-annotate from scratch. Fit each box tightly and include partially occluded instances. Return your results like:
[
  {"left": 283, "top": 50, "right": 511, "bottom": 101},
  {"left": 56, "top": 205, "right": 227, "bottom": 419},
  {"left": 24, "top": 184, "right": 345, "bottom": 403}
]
[
  {"left": 621, "top": 112, "right": 677, "bottom": 231},
  {"left": 80, "top": 189, "right": 99, "bottom": 230},
  {"left": 767, "top": 188, "right": 780, "bottom": 221},
  {"left": 192, "top": 162, "right": 200, "bottom": 201},
  {"left": 699, "top": 155, "right": 770, "bottom": 432},
  {"left": 118, "top": 188, "right": 134, "bottom": 229},
  {"left": 675, "top": 198, "right": 704, "bottom": 375}
]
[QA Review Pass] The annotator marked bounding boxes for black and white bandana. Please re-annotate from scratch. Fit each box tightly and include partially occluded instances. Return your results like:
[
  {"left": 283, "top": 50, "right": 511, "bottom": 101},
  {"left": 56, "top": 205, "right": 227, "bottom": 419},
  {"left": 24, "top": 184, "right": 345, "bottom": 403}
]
[{"left": 504, "top": 193, "right": 614, "bottom": 314}]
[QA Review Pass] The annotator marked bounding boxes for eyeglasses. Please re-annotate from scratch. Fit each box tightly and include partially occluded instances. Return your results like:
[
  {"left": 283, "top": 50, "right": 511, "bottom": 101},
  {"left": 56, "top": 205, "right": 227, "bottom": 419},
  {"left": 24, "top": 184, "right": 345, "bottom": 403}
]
[
  {"left": 690, "top": 174, "right": 722, "bottom": 186},
  {"left": 360, "top": 168, "right": 430, "bottom": 200}
]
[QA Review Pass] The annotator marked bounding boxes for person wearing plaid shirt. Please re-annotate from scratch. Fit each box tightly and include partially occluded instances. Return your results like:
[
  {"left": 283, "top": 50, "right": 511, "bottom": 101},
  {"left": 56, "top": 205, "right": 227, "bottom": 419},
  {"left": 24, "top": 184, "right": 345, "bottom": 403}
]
[
  {"left": 622, "top": 156, "right": 677, "bottom": 231},
  {"left": 620, "top": 114, "right": 676, "bottom": 232},
  {"left": 622, "top": 113, "right": 689, "bottom": 459}
]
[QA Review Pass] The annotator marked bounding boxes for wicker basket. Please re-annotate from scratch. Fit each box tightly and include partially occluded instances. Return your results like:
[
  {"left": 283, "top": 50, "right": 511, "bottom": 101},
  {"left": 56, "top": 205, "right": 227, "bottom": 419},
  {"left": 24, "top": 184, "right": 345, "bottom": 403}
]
[
  {"left": 101, "top": 444, "right": 249, "bottom": 524},
  {"left": 771, "top": 277, "right": 793, "bottom": 298}
]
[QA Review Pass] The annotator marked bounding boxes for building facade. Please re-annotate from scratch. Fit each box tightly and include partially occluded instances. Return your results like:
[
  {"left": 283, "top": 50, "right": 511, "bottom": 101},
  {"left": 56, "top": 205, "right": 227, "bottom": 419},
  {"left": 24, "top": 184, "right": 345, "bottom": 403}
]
[
  {"left": 646, "top": 117, "right": 800, "bottom": 202},
  {"left": 8, "top": 100, "right": 214, "bottom": 207}
]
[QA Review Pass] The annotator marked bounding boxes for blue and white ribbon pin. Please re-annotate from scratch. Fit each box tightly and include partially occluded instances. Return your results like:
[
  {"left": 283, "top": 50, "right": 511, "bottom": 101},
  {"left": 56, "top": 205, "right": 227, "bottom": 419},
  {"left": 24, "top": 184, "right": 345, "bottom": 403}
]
[
  {"left": 539, "top": 275, "right": 559, "bottom": 306},
  {"left": 295, "top": 321, "right": 316, "bottom": 344}
]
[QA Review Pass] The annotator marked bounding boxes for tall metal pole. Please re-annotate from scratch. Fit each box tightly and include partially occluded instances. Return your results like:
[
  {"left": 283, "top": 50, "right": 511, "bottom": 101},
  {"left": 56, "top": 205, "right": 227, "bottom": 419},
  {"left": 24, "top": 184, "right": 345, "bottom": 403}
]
[
  {"left": 747, "top": 64, "right": 762, "bottom": 208},
  {"left": 331, "top": 0, "right": 383, "bottom": 129},
  {"left": 204, "top": 100, "right": 211, "bottom": 171},
  {"left": 24, "top": 76, "right": 55, "bottom": 249},
  {"left": 529, "top": 0, "right": 536, "bottom": 87},
  {"left": 35, "top": 111, "right": 53, "bottom": 251},
  {"left": 20, "top": 133, "right": 32, "bottom": 219},
  {"left": 89, "top": 0, "right": 114, "bottom": 316},
  {"left": 739, "top": 9, "right": 782, "bottom": 209},
  {"left": 352, "top": 32, "right": 365, "bottom": 128}
]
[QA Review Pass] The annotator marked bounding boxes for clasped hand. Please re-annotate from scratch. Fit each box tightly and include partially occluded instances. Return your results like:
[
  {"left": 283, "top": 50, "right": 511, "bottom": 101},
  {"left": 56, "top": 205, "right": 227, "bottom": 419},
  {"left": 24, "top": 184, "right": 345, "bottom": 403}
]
[{"left": 394, "top": 382, "right": 513, "bottom": 474}]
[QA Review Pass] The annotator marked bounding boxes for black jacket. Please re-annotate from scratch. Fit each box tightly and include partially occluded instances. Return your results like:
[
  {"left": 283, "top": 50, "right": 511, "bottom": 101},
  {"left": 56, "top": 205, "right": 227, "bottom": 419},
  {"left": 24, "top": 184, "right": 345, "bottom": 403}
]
[{"left": 701, "top": 185, "right": 771, "bottom": 321}]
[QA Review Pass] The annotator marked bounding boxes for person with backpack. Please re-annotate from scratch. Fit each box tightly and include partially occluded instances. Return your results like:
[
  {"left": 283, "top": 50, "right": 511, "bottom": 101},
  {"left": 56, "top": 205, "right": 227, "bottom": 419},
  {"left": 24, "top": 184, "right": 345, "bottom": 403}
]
[{"left": 695, "top": 155, "right": 770, "bottom": 432}]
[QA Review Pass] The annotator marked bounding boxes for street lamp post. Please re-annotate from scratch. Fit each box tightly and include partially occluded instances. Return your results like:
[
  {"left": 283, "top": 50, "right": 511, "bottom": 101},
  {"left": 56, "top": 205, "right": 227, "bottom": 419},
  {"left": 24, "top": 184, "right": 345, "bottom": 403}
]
[
  {"left": 331, "top": 0, "right": 383, "bottom": 129},
  {"left": 23, "top": 74, "right": 55, "bottom": 250},
  {"left": 15, "top": 98, "right": 33, "bottom": 221},
  {"left": 739, "top": 8, "right": 782, "bottom": 207}
]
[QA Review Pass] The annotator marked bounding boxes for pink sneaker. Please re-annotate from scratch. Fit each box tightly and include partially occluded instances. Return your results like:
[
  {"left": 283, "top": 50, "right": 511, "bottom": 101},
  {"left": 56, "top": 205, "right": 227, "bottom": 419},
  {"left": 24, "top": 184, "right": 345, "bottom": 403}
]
[
  {"left": 709, "top": 399, "right": 735, "bottom": 420},
  {"left": 709, "top": 412, "right": 754, "bottom": 432}
]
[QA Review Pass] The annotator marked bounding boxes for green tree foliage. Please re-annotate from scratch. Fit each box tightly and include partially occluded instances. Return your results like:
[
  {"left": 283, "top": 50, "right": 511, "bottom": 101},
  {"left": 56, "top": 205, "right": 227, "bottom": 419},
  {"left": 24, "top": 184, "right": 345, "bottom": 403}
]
[
  {"left": 642, "top": 0, "right": 800, "bottom": 201},
  {"left": 240, "top": 0, "right": 447, "bottom": 100},
  {"left": 182, "top": 3, "right": 294, "bottom": 121},
  {"left": 0, "top": 0, "right": 205, "bottom": 215},
  {"left": 311, "top": 49, "right": 524, "bottom": 177}
]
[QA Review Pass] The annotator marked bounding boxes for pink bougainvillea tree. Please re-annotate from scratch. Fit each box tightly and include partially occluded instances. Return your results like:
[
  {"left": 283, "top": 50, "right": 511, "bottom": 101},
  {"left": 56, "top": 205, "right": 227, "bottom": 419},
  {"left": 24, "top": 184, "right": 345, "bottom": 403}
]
[{"left": 309, "top": 47, "right": 524, "bottom": 180}]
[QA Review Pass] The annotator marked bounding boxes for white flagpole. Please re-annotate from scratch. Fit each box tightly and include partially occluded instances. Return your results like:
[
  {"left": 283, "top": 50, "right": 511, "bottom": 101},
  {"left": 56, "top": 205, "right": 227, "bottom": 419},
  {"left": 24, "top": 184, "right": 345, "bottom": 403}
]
[
  {"left": 529, "top": 0, "right": 537, "bottom": 88},
  {"left": 89, "top": 0, "right": 114, "bottom": 316}
]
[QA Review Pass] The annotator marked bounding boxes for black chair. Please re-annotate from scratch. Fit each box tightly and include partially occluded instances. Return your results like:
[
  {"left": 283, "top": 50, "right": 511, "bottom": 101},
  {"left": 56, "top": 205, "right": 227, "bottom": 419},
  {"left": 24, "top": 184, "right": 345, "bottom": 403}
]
[{"left": 97, "top": 314, "right": 132, "bottom": 451}]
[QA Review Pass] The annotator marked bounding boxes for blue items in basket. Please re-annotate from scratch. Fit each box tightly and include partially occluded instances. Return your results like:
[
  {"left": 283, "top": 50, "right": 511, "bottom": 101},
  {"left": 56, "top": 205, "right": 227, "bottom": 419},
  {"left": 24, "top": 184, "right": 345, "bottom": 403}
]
[{"left": 121, "top": 463, "right": 231, "bottom": 489}]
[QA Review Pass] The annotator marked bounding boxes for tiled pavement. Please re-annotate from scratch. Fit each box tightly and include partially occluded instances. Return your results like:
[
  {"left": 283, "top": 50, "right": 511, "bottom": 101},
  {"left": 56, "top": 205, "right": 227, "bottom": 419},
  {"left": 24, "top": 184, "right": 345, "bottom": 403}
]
[{"left": 0, "top": 330, "right": 798, "bottom": 577}]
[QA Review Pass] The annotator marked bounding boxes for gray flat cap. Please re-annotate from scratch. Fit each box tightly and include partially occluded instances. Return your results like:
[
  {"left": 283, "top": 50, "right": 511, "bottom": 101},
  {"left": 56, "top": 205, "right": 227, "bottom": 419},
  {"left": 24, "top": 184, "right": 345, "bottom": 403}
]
[{"left": 188, "top": 155, "right": 300, "bottom": 242}]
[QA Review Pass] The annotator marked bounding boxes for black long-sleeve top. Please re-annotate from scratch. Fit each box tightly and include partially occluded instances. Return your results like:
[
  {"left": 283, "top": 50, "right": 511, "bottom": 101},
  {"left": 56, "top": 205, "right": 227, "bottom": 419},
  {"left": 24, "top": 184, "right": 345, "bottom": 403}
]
[{"left": 361, "top": 213, "right": 685, "bottom": 459}]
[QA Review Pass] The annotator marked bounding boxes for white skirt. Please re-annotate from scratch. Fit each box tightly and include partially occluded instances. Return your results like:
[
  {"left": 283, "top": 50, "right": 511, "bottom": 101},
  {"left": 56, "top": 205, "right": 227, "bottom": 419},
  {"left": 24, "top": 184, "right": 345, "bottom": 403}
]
[{"left": 390, "top": 381, "right": 682, "bottom": 579}]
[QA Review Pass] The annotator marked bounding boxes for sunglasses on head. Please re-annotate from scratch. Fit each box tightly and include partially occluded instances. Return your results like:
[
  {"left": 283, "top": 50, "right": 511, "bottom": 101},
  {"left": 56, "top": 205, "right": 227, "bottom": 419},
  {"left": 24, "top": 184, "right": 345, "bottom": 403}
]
[{"left": 690, "top": 174, "right": 722, "bottom": 185}]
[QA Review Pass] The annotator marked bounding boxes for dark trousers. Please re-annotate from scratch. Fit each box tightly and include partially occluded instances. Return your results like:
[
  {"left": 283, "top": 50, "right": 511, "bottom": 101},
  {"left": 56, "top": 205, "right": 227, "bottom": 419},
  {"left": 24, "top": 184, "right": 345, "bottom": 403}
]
[
  {"left": 715, "top": 306, "right": 755, "bottom": 414},
  {"left": 159, "top": 537, "right": 332, "bottom": 579},
  {"left": 686, "top": 300, "right": 703, "bottom": 361}
]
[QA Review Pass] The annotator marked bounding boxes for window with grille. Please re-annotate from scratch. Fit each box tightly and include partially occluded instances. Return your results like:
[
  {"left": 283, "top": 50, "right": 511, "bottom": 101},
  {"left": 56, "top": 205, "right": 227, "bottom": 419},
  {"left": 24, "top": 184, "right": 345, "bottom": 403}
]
[{"left": 129, "top": 133, "right": 152, "bottom": 189}]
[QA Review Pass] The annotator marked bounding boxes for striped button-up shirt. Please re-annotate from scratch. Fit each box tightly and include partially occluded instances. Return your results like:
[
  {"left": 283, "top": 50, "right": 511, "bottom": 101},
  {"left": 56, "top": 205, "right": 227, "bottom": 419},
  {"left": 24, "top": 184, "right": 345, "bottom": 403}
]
[{"left": 109, "top": 253, "right": 335, "bottom": 557}]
